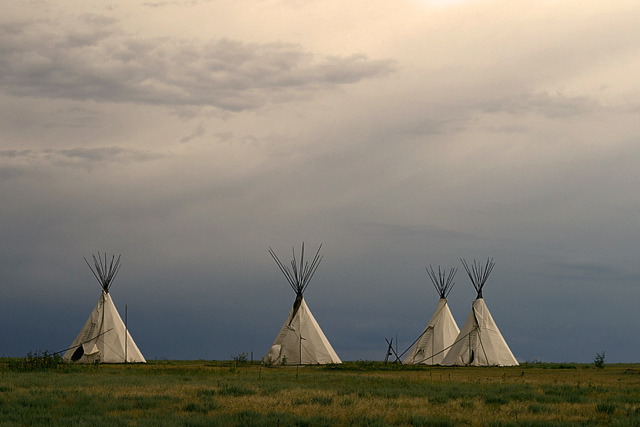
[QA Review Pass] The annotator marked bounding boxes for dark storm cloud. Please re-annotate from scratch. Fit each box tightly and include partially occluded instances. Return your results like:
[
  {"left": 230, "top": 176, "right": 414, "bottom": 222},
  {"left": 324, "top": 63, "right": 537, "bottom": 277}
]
[{"left": 0, "top": 16, "right": 395, "bottom": 111}]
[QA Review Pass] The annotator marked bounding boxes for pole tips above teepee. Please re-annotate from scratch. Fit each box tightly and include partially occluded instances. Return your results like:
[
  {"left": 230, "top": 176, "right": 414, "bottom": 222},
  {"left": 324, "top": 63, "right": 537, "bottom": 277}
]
[
  {"left": 269, "top": 243, "right": 323, "bottom": 296},
  {"left": 426, "top": 265, "right": 457, "bottom": 299},
  {"left": 460, "top": 258, "right": 494, "bottom": 299},
  {"left": 84, "top": 252, "right": 121, "bottom": 293}
]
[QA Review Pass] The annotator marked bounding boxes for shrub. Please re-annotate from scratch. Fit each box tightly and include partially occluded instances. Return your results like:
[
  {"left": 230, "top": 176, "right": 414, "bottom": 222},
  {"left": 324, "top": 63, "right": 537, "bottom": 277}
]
[
  {"left": 232, "top": 352, "right": 249, "bottom": 365},
  {"left": 8, "top": 350, "right": 66, "bottom": 371},
  {"left": 594, "top": 351, "right": 606, "bottom": 369}
]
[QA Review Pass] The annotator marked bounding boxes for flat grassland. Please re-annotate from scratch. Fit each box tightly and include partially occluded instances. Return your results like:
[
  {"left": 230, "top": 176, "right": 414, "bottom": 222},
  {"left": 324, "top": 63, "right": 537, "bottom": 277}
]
[{"left": 2, "top": 359, "right": 640, "bottom": 426}]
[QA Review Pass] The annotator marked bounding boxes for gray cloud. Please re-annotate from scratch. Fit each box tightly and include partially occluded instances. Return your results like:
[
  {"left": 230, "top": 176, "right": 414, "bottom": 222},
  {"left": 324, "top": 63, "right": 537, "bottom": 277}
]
[
  {"left": 480, "top": 91, "right": 599, "bottom": 118},
  {"left": 180, "top": 124, "right": 205, "bottom": 143},
  {"left": 546, "top": 260, "right": 639, "bottom": 284},
  {"left": 0, "top": 150, "right": 34, "bottom": 159},
  {"left": 0, "top": 146, "right": 165, "bottom": 168},
  {"left": 55, "top": 146, "right": 164, "bottom": 162},
  {"left": 358, "top": 222, "right": 473, "bottom": 241},
  {"left": 143, "top": 0, "right": 212, "bottom": 7},
  {"left": 41, "top": 107, "right": 102, "bottom": 129},
  {"left": 0, "top": 16, "right": 395, "bottom": 111}
]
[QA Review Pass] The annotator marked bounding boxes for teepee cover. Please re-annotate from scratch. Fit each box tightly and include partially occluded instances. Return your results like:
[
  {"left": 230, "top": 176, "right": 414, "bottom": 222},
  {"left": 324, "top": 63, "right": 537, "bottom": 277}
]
[
  {"left": 63, "top": 254, "right": 145, "bottom": 363},
  {"left": 403, "top": 266, "right": 459, "bottom": 365},
  {"left": 265, "top": 296, "right": 341, "bottom": 365},
  {"left": 441, "top": 259, "right": 517, "bottom": 366},
  {"left": 403, "top": 298, "right": 460, "bottom": 365},
  {"left": 64, "top": 291, "right": 145, "bottom": 363},
  {"left": 264, "top": 244, "right": 341, "bottom": 365},
  {"left": 440, "top": 298, "right": 517, "bottom": 366}
]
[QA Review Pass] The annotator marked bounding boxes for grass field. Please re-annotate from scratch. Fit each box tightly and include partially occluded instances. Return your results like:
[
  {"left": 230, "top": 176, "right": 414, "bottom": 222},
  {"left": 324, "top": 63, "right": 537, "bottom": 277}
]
[{"left": 2, "top": 358, "right": 640, "bottom": 426}]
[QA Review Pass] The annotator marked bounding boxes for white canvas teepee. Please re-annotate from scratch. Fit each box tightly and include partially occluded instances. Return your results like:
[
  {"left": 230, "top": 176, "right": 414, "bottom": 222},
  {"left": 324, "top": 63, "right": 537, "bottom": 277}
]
[
  {"left": 441, "top": 259, "right": 518, "bottom": 367},
  {"left": 403, "top": 266, "right": 460, "bottom": 365},
  {"left": 264, "top": 244, "right": 341, "bottom": 365},
  {"left": 64, "top": 254, "right": 145, "bottom": 364}
]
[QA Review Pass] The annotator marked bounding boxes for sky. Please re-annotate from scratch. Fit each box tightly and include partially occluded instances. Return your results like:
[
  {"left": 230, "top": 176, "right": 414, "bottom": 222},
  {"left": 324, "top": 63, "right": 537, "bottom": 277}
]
[{"left": 1, "top": 0, "right": 639, "bottom": 363}]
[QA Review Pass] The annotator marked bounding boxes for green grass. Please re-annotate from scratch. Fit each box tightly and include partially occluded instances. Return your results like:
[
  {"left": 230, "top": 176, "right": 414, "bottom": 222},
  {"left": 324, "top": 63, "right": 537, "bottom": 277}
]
[{"left": 2, "top": 360, "right": 640, "bottom": 426}]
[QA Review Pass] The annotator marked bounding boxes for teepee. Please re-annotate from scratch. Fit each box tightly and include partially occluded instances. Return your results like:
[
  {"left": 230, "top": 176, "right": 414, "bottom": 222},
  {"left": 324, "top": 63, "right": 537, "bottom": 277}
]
[
  {"left": 63, "top": 254, "right": 145, "bottom": 363},
  {"left": 441, "top": 259, "right": 518, "bottom": 366},
  {"left": 403, "top": 266, "right": 460, "bottom": 365},
  {"left": 264, "top": 244, "right": 341, "bottom": 365}
]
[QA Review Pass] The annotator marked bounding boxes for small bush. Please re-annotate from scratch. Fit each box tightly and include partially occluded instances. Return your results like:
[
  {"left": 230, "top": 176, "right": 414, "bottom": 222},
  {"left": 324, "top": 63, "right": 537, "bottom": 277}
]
[
  {"left": 232, "top": 352, "right": 249, "bottom": 365},
  {"left": 594, "top": 351, "right": 606, "bottom": 369},
  {"left": 8, "top": 350, "right": 66, "bottom": 371}
]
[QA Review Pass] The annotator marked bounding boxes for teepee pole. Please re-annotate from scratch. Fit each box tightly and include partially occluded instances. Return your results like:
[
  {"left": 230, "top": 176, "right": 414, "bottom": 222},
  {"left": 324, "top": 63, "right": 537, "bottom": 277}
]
[{"left": 125, "top": 304, "right": 128, "bottom": 364}]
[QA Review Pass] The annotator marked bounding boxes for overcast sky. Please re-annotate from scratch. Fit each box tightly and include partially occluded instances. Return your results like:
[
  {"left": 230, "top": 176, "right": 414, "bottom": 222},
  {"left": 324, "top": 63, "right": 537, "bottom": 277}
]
[{"left": 2, "top": 0, "right": 639, "bottom": 363}]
